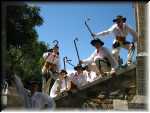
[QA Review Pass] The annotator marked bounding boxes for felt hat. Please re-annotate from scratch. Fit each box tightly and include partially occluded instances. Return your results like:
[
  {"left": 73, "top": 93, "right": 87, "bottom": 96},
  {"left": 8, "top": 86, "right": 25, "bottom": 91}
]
[
  {"left": 60, "top": 69, "right": 68, "bottom": 74},
  {"left": 90, "top": 38, "right": 104, "bottom": 46},
  {"left": 74, "top": 64, "right": 84, "bottom": 70},
  {"left": 113, "top": 15, "right": 126, "bottom": 22}
]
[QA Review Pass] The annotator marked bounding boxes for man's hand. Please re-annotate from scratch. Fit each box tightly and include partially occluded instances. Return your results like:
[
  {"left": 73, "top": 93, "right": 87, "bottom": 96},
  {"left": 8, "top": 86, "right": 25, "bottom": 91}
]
[
  {"left": 92, "top": 33, "right": 97, "bottom": 37},
  {"left": 131, "top": 42, "right": 135, "bottom": 48},
  {"left": 129, "top": 42, "right": 135, "bottom": 51},
  {"left": 110, "top": 68, "right": 116, "bottom": 77},
  {"left": 65, "top": 88, "right": 70, "bottom": 91},
  {"left": 79, "top": 60, "right": 83, "bottom": 65}
]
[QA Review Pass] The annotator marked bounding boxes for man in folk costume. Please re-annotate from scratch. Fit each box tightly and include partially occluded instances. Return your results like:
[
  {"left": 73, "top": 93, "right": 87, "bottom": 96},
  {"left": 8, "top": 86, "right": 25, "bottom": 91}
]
[
  {"left": 12, "top": 75, "right": 56, "bottom": 109},
  {"left": 42, "top": 44, "right": 60, "bottom": 95},
  {"left": 80, "top": 38, "right": 117, "bottom": 76},
  {"left": 69, "top": 65, "right": 88, "bottom": 88},
  {"left": 50, "top": 70, "right": 71, "bottom": 98},
  {"left": 83, "top": 65, "right": 97, "bottom": 83},
  {"left": 29, "top": 81, "right": 56, "bottom": 110},
  {"left": 42, "top": 48, "right": 53, "bottom": 74},
  {"left": 42, "top": 45, "right": 60, "bottom": 75},
  {"left": 92, "top": 15, "right": 138, "bottom": 65}
]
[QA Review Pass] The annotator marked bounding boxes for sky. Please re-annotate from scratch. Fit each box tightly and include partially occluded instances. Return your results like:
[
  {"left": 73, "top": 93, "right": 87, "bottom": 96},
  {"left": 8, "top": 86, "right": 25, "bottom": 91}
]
[{"left": 28, "top": 2, "right": 137, "bottom": 71}]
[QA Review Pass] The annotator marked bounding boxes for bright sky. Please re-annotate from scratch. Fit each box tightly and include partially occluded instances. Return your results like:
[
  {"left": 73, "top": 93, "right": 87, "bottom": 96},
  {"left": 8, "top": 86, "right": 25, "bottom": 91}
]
[{"left": 29, "top": 2, "right": 137, "bottom": 71}]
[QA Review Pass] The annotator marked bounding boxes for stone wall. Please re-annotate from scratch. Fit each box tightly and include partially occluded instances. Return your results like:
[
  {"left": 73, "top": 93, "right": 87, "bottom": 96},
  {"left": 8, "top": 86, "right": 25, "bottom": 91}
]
[
  {"left": 55, "top": 65, "right": 136, "bottom": 109},
  {"left": 134, "top": 2, "right": 147, "bottom": 53},
  {"left": 134, "top": 1, "right": 147, "bottom": 97}
]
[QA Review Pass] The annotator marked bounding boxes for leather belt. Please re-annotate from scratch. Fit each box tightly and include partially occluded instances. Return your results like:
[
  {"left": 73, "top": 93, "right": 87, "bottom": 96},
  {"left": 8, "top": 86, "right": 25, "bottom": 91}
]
[{"left": 116, "top": 36, "right": 125, "bottom": 43}]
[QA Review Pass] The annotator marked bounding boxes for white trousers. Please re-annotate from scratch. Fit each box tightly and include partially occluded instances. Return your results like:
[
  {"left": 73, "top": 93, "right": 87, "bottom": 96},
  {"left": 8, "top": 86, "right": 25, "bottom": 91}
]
[{"left": 112, "top": 42, "right": 134, "bottom": 65}]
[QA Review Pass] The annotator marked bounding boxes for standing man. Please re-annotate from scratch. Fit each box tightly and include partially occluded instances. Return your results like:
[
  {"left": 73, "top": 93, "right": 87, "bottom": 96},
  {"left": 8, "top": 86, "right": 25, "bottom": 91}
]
[
  {"left": 80, "top": 38, "right": 117, "bottom": 76},
  {"left": 92, "top": 15, "right": 138, "bottom": 65},
  {"left": 42, "top": 44, "right": 60, "bottom": 95}
]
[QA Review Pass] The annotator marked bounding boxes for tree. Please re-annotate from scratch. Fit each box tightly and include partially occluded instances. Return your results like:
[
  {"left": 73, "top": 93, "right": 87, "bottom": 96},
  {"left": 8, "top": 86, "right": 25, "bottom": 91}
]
[
  {"left": 6, "top": 4, "right": 48, "bottom": 86},
  {"left": 6, "top": 4, "right": 43, "bottom": 49}
]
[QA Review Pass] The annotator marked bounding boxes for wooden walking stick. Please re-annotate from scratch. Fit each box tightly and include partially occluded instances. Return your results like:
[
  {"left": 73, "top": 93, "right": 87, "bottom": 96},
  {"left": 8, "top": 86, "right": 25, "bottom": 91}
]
[
  {"left": 65, "top": 57, "right": 75, "bottom": 67},
  {"left": 63, "top": 56, "right": 67, "bottom": 71},
  {"left": 85, "top": 17, "right": 95, "bottom": 39},
  {"left": 74, "top": 38, "right": 81, "bottom": 65},
  {"left": 53, "top": 40, "right": 59, "bottom": 47}
]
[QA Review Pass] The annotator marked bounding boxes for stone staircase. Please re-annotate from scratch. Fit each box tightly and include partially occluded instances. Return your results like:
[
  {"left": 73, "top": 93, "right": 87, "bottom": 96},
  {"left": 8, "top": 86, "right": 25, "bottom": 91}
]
[
  {"left": 1, "top": 64, "right": 139, "bottom": 110},
  {"left": 54, "top": 64, "right": 137, "bottom": 109}
]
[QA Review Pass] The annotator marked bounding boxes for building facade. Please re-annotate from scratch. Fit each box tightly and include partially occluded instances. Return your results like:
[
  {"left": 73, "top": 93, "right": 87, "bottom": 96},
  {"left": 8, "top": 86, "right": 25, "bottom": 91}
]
[{"left": 134, "top": 1, "right": 148, "bottom": 96}]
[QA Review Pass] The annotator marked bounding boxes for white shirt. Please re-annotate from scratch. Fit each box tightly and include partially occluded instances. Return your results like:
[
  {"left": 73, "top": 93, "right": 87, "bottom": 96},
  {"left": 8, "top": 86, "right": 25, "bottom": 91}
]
[
  {"left": 96, "top": 23, "right": 138, "bottom": 42},
  {"left": 50, "top": 77, "right": 71, "bottom": 98},
  {"left": 43, "top": 52, "right": 50, "bottom": 60},
  {"left": 13, "top": 75, "right": 56, "bottom": 109},
  {"left": 82, "top": 47, "right": 117, "bottom": 70},
  {"left": 84, "top": 70, "right": 97, "bottom": 82},
  {"left": 31, "top": 92, "right": 56, "bottom": 110},
  {"left": 42, "top": 52, "right": 60, "bottom": 73},
  {"left": 43, "top": 52, "right": 59, "bottom": 65},
  {"left": 70, "top": 71, "right": 88, "bottom": 88}
]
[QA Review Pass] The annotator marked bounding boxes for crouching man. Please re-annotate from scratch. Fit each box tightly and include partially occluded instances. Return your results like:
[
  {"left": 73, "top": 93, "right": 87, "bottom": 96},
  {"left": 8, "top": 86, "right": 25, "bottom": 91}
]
[{"left": 80, "top": 38, "right": 118, "bottom": 76}]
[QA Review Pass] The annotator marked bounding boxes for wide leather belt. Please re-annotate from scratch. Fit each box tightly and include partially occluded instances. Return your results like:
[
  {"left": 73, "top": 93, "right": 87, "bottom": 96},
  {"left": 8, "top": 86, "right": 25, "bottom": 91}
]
[
  {"left": 95, "top": 58, "right": 110, "bottom": 66},
  {"left": 116, "top": 36, "right": 125, "bottom": 43}
]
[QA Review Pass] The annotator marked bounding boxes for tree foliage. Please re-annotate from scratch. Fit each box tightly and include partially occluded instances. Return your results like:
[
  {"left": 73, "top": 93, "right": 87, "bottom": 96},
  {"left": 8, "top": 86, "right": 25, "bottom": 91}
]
[{"left": 6, "top": 4, "right": 48, "bottom": 85}]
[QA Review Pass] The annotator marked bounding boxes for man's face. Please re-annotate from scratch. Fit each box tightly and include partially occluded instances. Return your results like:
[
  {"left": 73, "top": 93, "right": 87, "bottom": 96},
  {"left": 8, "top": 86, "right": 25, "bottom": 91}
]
[
  {"left": 31, "top": 84, "right": 39, "bottom": 93},
  {"left": 76, "top": 68, "right": 83, "bottom": 74},
  {"left": 117, "top": 20, "right": 123, "bottom": 28},
  {"left": 94, "top": 42, "right": 101, "bottom": 49},
  {"left": 53, "top": 47, "right": 59, "bottom": 53},
  {"left": 59, "top": 72, "right": 66, "bottom": 79}
]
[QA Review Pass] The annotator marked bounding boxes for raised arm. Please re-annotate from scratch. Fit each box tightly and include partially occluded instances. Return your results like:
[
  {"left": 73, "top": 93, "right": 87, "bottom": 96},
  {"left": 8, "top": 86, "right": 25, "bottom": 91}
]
[
  {"left": 95, "top": 24, "right": 116, "bottom": 38},
  {"left": 82, "top": 50, "right": 96, "bottom": 64}
]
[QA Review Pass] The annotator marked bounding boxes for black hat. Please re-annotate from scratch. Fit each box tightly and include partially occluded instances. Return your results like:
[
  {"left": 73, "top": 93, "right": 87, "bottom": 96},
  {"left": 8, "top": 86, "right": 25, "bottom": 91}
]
[
  {"left": 113, "top": 15, "right": 126, "bottom": 23},
  {"left": 74, "top": 64, "right": 84, "bottom": 70},
  {"left": 90, "top": 38, "right": 104, "bottom": 46},
  {"left": 47, "top": 48, "right": 53, "bottom": 52},
  {"left": 82, "top": 65, "right": 88, "bottom": 70},
  {"left": 60, "top": 69, "right": 68, "bottom": 74}
]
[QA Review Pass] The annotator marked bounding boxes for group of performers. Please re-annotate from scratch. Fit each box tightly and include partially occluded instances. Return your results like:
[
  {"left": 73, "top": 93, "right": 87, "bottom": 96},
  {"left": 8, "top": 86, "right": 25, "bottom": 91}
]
[{"left": 41, "top": 15, "right": 138, "bottom": 98}]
